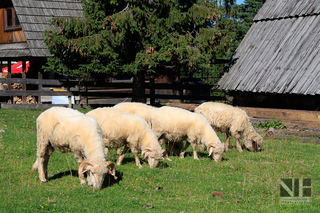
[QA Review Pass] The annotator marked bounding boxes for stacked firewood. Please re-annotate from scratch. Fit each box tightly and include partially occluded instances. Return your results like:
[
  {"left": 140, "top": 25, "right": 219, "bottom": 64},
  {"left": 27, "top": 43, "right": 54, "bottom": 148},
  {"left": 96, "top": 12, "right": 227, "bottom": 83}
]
[
  {"left": 12, "top": 83, "right": 23, "bottom": 90},
  {"left": 13, "top": 96, "right": 37, "bottom": 104},
  {"left": 0, "top": 83, "right": 8, "bottom": 90}
]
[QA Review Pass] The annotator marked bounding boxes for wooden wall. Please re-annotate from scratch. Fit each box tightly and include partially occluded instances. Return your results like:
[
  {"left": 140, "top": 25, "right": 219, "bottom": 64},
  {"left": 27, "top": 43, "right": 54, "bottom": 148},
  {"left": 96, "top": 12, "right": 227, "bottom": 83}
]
[
  {"left": 230, "top": 91, "right": 320, "bottom": 111},
  {"left": 0, "top": 8, "right": 26, "bottom": 44}
]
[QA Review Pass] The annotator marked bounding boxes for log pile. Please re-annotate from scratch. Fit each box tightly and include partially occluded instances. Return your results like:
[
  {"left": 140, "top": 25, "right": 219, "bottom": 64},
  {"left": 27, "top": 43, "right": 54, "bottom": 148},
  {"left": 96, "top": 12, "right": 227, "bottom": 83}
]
[
  {"left": 0, "top": 83, "right": 8, "bottom": 90},
  {"left": 12, "top": 83, "right": 22, "bottom": 90},
  {"left": 13, "top": 96, "right": 37, "bottom": 104}
]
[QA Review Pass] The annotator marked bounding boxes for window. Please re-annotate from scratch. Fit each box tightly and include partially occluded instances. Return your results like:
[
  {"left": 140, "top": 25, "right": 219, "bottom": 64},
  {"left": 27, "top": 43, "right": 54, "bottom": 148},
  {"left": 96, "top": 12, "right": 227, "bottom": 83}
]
[{"left": 4, "top": 8, "right": 21, "bottom": 31}]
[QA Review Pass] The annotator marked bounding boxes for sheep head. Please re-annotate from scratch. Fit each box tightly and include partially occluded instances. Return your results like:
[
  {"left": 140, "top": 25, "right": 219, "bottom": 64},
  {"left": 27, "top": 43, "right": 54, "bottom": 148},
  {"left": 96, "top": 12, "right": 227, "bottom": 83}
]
[
  {"left": 78, "top": 159, "right": 117, "bottom": 189},
  {"left": 207, "top": 143, "right": 224, "bottom": 162},
  {"left": 244, "top": 133, "right": 263, "bottom": 152},
  {"left": 142, "top": 148, "right": 170, "bottom": 168}
]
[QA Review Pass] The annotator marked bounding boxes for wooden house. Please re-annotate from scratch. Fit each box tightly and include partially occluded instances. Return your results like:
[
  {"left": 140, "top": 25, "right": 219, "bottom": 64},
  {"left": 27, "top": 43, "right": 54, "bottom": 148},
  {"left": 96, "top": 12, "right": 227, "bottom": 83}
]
[
  {"left": 0, "top": 0, "right": 83, "bottom": 104},
  {"left": 0, "top": 0, "right": 83, "bottom": 66},
  {"left": 218, "top": 0, "right": 320, "bottom": 110}
]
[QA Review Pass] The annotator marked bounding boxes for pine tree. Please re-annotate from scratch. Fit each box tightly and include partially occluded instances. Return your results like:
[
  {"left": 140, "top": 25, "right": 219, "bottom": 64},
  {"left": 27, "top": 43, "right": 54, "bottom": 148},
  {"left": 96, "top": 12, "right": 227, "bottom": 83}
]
[
  {"left": 234, "top": 0, "right": 266, "bottom": 39},
  {"left": 44, "top": 0, "right": 235, "bottom": 102}
]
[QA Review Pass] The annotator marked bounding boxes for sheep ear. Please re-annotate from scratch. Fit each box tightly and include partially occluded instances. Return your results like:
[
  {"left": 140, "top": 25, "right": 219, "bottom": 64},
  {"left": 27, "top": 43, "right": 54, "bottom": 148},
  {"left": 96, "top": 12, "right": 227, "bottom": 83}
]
[
  {"left": 142, "top": 149, "right": 151, "bottom": 159},
  {"left": 208, "top": 147, "right": 214, "bottom": 156},
  {"left": 82, "top": 166, "right": 90, "bottom": 174}
]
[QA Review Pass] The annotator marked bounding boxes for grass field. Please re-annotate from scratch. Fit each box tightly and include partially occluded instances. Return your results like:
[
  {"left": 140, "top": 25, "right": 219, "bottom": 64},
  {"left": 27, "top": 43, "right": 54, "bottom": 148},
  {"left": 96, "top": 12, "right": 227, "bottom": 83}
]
[{"left": 0, "top": 109, "right": 319, "bottom": 212}]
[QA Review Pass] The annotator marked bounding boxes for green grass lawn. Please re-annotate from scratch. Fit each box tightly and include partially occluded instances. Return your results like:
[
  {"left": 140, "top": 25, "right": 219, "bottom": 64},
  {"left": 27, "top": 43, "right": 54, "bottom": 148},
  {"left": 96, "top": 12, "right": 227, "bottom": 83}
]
[{"left": 0, "top": 109, "right": 319, "bottom": 212}]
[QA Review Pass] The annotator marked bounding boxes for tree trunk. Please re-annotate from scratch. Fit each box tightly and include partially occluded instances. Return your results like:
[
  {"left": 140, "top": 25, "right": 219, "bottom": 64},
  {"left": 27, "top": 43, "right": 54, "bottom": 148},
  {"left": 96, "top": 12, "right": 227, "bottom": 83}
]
[{"left": 132, "top": 71, "right": 146, "bottom": 103}]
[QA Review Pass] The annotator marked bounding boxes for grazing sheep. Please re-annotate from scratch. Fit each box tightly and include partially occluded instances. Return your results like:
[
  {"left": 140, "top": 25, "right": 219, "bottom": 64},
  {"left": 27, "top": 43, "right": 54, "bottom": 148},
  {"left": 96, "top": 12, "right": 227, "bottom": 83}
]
[
  {"left": 31, "top": 107, "right": 117, "bottom": 189},
  {"left": 113, "top": 102, "right": 158, "bottom": 154},
  {"left": 148, "top": 106, "right": 224, "bottom": 162},
  {"left": 86, "top": 107, "right": 169, "bottom": 168},
  {"left": 113, "top": 102, "right": 157, "bottom": 122},
  {"left": 194, "top": 102, "right": 263, "bottom": 152},
  {"left": 113, "top": 102, "right": 178, "bottom": 158}
]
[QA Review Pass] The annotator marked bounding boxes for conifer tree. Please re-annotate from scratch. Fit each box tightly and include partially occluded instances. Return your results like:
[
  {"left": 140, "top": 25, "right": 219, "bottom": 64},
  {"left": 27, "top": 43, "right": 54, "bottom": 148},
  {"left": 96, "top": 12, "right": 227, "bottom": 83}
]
[
  {"left": 233, "top": 0, "right": 266, "bottom": 40},
  {"left": 44, "top": 0, "right": 235, "bottom": 102}
]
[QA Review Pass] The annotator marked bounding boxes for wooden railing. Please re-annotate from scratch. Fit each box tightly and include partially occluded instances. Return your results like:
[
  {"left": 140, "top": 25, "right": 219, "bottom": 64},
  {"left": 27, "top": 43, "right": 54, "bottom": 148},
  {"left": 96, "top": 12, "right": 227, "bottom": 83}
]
[{"left": 0, "top": 77, "right": 226, "bottom": 109}]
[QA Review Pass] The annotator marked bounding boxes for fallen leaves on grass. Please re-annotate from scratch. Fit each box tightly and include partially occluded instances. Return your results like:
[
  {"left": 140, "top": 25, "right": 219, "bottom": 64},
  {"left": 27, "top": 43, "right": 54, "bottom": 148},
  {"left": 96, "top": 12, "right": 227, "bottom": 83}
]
[{"left": 212, "top": 191, "right": 224, "bottom": 197}]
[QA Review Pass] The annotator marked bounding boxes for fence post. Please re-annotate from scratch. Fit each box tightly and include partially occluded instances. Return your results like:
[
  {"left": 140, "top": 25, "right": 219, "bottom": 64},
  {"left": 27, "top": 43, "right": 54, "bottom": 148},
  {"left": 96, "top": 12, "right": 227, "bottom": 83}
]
[
  {"left": 179, "top": 81, "right": 184, "bottom": 102},
  {"left": 38, "top": 68, "right": 42, "bottom": 104},
  {"left": 22, "top": 61, "right": 26, "bottom": 104},
  {"left": 7, "top": 61, "right": 12, "bottom": 103},
  {"left": 67, "top": 78, "right": 72, "bottom": 108},
  {"left": 149, "top": 78, "right": 155, "bottom": 106}
]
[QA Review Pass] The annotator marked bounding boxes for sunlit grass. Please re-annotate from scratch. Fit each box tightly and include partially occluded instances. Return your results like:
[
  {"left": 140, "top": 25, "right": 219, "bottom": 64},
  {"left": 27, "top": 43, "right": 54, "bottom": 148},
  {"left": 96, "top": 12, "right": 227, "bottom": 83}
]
[{"left": 0, "top": 109, "right": 319, "bottom": 212}]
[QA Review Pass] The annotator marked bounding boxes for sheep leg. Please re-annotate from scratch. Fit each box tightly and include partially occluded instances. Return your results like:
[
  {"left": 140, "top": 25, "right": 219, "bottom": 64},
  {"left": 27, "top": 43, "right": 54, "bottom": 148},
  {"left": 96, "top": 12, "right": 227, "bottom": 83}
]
[
  {"left": 236, "top": 139, "right": 243, "bottom": 153},
  {"left": 116, "top": 148, "right": 122, "bottom": 155},
  {"left": 116, "top": 146, "right": 129, "bottom": 166},
  {"left": 131, "top": 147, "right": 143, "bottom": 169},
  {"left": 159, "top": 138, "right": 165, "bottom": 146},
  {"left": 38, "top": 155, "right": 49, "bottom": 182},
  {"left": 179, "top": 141, "right": 190, "bottom": 159},
  {"left": 37, "top": 143, "right": 54, "bottom": 182},
  {"left": 191, "top": 143, "right": 199, "bottom": 160},
  {"left": 104, "top": 147, "right": 109, "bottom": 157},
  {"left": 224, "top": 133, "right": 231, "bottom": 151},
  {"left": 74, "top": 153, "right": 87, "bottom": 185},
  {"left": 165, "top": 140, "right": 174, "bottom": 155}
]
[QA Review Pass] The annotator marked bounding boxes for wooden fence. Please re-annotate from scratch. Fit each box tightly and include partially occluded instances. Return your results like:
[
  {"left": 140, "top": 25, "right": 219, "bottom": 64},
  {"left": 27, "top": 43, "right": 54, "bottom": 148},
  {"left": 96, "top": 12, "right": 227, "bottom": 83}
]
[{"left": 0, "top": 77, "right": 226, "bottom": 109}]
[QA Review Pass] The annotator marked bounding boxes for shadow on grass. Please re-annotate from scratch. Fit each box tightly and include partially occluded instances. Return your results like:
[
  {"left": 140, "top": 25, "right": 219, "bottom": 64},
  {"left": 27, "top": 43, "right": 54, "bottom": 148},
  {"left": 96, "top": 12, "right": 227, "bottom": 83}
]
[
  {"left": 48, "top": 169, "right": 122, "bottom": 189},
  {"left": 120, "top": 157, "right": 136, "bottom": 165},
  {"left": 48, "top": 170, "right": 78, "bottom": 181},
  {"left": 158, "top": 161, "right": 169, "bottom": 169},
  {"left": 102, "top": 170, "right": 123, "bottom": 189},
  {"left": 182, "top": 151, "right": 229, "bottom": 161}
]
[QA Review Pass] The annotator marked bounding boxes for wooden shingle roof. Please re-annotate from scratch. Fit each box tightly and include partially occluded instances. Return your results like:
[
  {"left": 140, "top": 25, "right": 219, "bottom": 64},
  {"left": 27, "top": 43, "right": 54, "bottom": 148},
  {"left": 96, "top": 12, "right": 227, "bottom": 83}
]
[
  {"left": 0, "top": 42, "right": 31, "bottom": 58},
  {"left": 11, "top": 0, "right": 83, "bottom": 58},
  {"left": 218, "top": 0, "right": 320, "bottom": 96}
]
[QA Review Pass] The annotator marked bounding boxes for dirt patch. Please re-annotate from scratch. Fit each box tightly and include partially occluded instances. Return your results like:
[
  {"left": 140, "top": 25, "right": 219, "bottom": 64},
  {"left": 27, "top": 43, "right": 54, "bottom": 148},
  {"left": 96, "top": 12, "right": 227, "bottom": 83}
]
[{"left": 253, "top": 121, "right": 320, "bottom": 144}]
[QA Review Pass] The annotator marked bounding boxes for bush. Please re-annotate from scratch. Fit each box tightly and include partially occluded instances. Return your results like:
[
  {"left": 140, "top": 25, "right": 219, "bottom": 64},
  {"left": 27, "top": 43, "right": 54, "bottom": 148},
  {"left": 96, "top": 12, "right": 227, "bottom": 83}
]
[{"left": 255, "top": 117, "right": 286, "bottom": 129}]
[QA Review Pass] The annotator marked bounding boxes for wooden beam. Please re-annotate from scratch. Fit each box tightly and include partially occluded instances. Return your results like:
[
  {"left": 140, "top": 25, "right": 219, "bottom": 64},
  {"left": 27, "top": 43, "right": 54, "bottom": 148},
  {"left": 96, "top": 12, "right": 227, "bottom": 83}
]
[
  {"left": 22, "top": 60, "right": 26, "bottom": 104},
  {"left": 38, "top": 66, "right": 42, "bottom": 104},
  {"left": 7, "top": 61, "right": 11, "bottom": 90},
  {"left": 0, "top": 78, "right": 61, "bottom": 85},
  {"left": 0, "top": 90, "right": 73, "bottom": 96},
  {"left": 240, "top": 107, "right": 320, "bottom": 123}
]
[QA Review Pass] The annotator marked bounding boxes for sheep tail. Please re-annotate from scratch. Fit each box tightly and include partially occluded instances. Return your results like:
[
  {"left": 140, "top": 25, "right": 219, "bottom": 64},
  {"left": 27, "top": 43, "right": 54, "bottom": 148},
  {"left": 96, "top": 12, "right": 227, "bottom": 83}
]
[{"left": 31, "top": 159, "right": 38, "bottom": 172}]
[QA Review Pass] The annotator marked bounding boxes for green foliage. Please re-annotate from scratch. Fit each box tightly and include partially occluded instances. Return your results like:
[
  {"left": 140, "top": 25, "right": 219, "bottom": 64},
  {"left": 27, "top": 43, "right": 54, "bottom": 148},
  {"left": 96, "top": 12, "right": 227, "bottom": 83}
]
[
  {"left": 42, "top": 0, "right": 267, "bottom": 100},
  {"left": 231, "top": 0, "right": 266, "bottom": 41},
  {"left": 255, "top": 117, "right": 287, "bottom": 129},
  {"left": 0, "top": 109, "right": 319, "bottom": 212},
  {"left": 43, "top": 0, "right": 236, "bottom": 80}
]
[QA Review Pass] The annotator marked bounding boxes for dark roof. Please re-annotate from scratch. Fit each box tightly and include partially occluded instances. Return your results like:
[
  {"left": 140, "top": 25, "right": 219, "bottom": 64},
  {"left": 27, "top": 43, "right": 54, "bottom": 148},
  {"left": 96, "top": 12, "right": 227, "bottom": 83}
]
[
  {"left": 10, "top": 0, "right": 83, "bottom": 58},
  {"left": 0, "top": 42, "right": 31, "bottom": 59},
  {"left": 218, "top": 0, "right": 320, "bottom": 96}
]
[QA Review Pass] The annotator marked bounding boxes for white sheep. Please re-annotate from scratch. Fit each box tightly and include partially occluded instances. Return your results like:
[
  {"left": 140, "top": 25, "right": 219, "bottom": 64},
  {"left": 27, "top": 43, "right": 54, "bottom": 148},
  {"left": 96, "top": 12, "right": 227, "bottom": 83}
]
[
  {"left": 113, "top": 102, "right": 157, "bottom": 122},
  {"left": 113, "top": 102, "right": 180, "bottom": 157},
  {"left": 194, "top": 102, "right": 263, "bottom": 152},
  {"left": 86, "top": 107, "right": 169, "bottom": 168},
  {"left": 31, "top": 107, "right": 117, "bottom": 189},
  {"left": 148, "top": 106, "right": 224, "bottom": 162}
]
